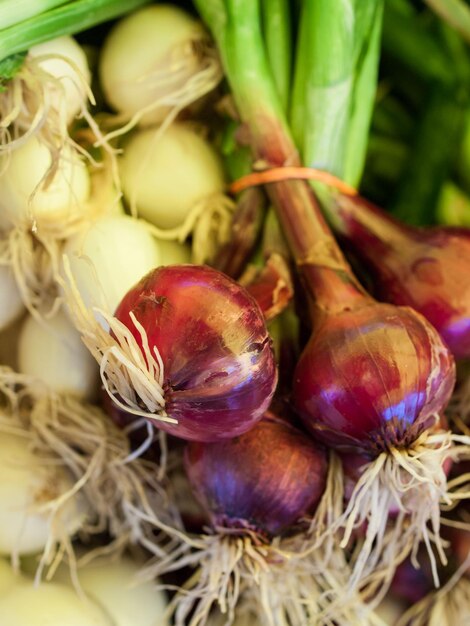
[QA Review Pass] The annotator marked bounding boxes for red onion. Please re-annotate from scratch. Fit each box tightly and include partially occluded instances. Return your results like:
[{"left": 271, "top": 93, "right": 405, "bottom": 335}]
[
  {"left": 390, "top": 554, "right": 433, "bottom": 606},
  {"left": 323, "top": 192, "right": 470, "bottom": 359},
  {"left": 216, "top": 102, "right": 456, "bottom": 592},
  {"left": 64, "top": 263, "right": 277, "bottom": 442},
  {"left": 185, "top": 411, "right": 328, "bottom": 535},
  {"left": 294, "top": 298, "right": 454, "bottom": 452},
  {"left": 114, "top": 265, "right": 277, "bottom": 441},
  {"left": 147, "top": 412, "right": 365, "bottom": 626}
]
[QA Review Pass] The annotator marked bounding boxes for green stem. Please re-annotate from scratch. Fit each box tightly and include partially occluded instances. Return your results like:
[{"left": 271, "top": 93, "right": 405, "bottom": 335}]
[
  {"left": 290, "top": 0, "right": 356, "bottom": 178},
  {"left": 0, "top": 0, "right": 69, "bottom": 30},
  {"left": 195, "top": 0, "right": 368, "bottom": 312},
  {"left": 382, "top": 0, "right": 455, "bottom": 86},
  {"left": 425, "top": 0, "right": 470, "bottom": 45},
  {"left": 261, "top": 0, "right": 291, "bottom": 113},
  {"left": 392, "top": 85, "right": 467, "bottom": 225},
  {"left": 343, "top": 1, "right": 383, "bottom": 186},
  {"left": 0, "top": 0, "right": 151, "bottom": 60}
]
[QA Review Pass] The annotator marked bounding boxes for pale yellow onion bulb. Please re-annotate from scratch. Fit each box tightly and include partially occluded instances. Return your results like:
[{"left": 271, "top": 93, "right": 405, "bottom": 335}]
[
  {"left": 63, "top": 215, "right": 161, "bottom": 321},
  {"left": 99, "top": 4, "right": 205, "bottom": 125},
  {"left": 28, "top": 36, "right": 91, "bottom": 126},
  {"left": 59, "top": 557, "right": 169, "bottom": 626},
  {"left": 119, "top": 124, "right": 225, "bottom": 229},
  {"left": 157, "top": 238, "right": 191, "bottom": 264},
  {"left": 0, "top": 265, "right": 25, "bottom": 331},
  {"left": 0, "top": 581, "right": 112, "bottom": 626},
  {"left": 0, "top": 136, "right": 90, "bottom": 228},
  {"left": 0, "top": 430, "right": 86, "bottom": 555},
  {"left": 17, "top": 310, "right": 98, "bottom": 401}
]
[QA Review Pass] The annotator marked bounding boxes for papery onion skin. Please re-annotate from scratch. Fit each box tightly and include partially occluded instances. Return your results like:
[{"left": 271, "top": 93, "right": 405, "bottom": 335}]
[
  {"left": 184, "top": 411, "right": 328, "bottom": 536},
  {"left": 294, "top": 301, "right": 456, "bottom": 452},
  {"left": 114, "top": 265, "right": 277, "bottom": 442},
  {"left": 327, "top": 193, "right": 470, "bottom": 360}
]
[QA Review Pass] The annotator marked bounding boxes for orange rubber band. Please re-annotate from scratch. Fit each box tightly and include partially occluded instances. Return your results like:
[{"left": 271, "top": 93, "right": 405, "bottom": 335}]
[{"left": 229, "top": 166, "right": 358, "bottom": 196}]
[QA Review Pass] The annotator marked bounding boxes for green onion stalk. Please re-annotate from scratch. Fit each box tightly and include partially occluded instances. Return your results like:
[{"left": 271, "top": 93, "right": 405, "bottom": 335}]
[
  {"left": 194, "top": 0, "right": 465, "bottom": 602},
  {"left": 0, "top": 0, "right": 151, "bottom": 65}
]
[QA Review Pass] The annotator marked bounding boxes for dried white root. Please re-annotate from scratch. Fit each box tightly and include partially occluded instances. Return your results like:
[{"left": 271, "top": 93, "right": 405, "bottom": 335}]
[
  {"left": 134, "top": 455, "right": 380, "bottom": 626},
  {"left": 330, "top": 425, "right": 470, "bottom": 597},
  {"left": 60, "top": 256, "right": 172, "bottom": 424},
  {"left": 0, "top": 367, "right": 180, "bottom": 583},
  {"left": 144, "top": 192, "right": 235, "bottom": 265}
]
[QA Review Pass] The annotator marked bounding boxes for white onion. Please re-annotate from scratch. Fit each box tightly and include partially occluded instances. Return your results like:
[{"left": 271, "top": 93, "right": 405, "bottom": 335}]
[
  {"left": 17, "top": 310, "right": 98, "bottom": 400},
  {"left": 0, "top": 429, "right": 86, "bottom": 555},
  {"left": 99, "top": 5, "right": 206, "bottom": 125},
  {"left": 28, "top": 36, "right": 91, "bottom": 126},
  {"left": 156, "top": 238, "right": 191, "bottom": 264},
  {"left": 0, "top": 136, "right": 90, "bottom": 228},
  {"left": 60, "top": 557, "right": 169, "bottom": 626},
  {"left": 0, "top": 581, "right": 112, "bottom": 626},
  {"left": 119, "top": 123, "right": 225, "bottom": 229},
  {"left": 63, "top": 215, "right": 161, "bottom": 322},
  {"left": 0, "top": 264, "right": 25, "bottom": 331}
]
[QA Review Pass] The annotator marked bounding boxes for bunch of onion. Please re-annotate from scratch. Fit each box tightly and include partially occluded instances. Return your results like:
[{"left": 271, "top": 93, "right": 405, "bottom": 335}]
[
  {"left": 0, "top": 0, "right": 153, "bottom": 158},
  {"left": 97, "top": 4, "right": 222, "bottom": 140},
  {"left": 194, "top": 0, "right": 470, "bottom": 592},
  {"left": 0, "top": 366, "right": 179, "bottom": 582},
  {"left": 0, "top": 1, "right": 161, "bottom": 319},
  {"left": 62, "top": 261, "right": 277, "bottom": 442},
  {"left": 136, "top": 412, "right": 378, "bottom": 626},
  {"left": 0, "top": 131, "right": 123, "bottom": 319}
]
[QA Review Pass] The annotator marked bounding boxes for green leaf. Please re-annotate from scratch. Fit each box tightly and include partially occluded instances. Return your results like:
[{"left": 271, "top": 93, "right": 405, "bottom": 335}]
[{"left": 0, "top": 51, "right": 26, "bottom": 91}]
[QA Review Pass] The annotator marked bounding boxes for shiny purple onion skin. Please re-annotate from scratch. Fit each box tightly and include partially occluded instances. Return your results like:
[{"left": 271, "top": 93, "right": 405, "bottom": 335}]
[
  {"left": 184, "top": 412, "right": 328, "bottom": 536},
  {"left": 330, "top": 194, "right": 470, "bottom": 360},
  {"left": 294, "top": 301, "right": 456, "bottom": 453},
  {"left": 114, "top": 265, "right": 278, "bottom": 442}
]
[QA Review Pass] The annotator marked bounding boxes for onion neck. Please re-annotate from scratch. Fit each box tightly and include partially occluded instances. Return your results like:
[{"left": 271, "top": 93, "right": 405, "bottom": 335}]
[
  {"left": 322, "top": 191, "right": 415, "bottom": 257},
  {"left": 265, "top": 177, "right": 370, "bottom": 314},
  {"left": 198, "top": 0, "right": 369, "bottom": 314}
]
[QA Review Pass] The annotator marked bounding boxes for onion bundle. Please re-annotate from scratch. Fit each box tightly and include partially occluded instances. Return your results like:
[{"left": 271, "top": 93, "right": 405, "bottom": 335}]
[
  {"left": 194, "top": 0, "right": 469, "bottom": 593},
  {"left": 2, "top": 1, "right": 470, "bottom": 624}
]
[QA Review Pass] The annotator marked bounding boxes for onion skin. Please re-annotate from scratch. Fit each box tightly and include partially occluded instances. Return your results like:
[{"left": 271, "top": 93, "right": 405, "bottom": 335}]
[
  {"left": 390, "top": 556, "right": 434, "bottom": 605},
  {"left": 326, "top": 193, "right": 470, "bottom": 360},
  {"left": 114, "top": 265, "right": 277, "bottom": 442},
  {"left": 184, "top": 412, "right": 328, "bottom": 536},
  {"left": 294, "top": 300, "right": 455, "bottom": 452}
]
